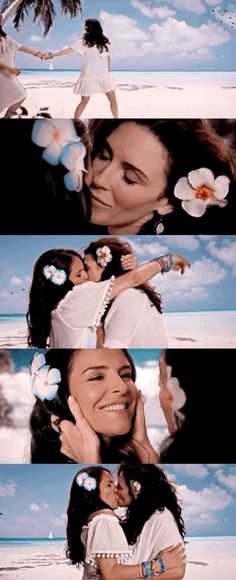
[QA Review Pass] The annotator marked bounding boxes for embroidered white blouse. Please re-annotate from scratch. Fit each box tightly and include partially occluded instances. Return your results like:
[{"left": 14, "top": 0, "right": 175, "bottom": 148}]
[
  {"left": 49, "top": 277, "right": 114, "bottom": 347},
  {"left": 131, "top": 507, "right": 184, "bottom": 564},
  {"left": 81, "top": 513, "right": 131, "bottom": 580}
]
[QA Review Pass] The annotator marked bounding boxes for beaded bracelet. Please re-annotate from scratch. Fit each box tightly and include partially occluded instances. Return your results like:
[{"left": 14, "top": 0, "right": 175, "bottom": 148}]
[
  {"left": 143, "top": 561, "right": 152, "bottom": 577},
  {"left": 158, "top": 253, "right": 174, "bottom": 274},
  {"left": 153, "top": 557, "right": 166, "bottom": 574}
]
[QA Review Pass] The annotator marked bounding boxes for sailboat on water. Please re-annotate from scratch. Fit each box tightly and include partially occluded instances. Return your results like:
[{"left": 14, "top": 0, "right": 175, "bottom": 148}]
[
  {"left": 49, "top": 62, "right": 54, "bottom": 71},
  {"left": 48, "top": 531, "right": 54, "bottom": 539}
]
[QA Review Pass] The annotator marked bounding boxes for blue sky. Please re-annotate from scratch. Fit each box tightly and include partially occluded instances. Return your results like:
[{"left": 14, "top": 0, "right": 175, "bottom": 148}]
[
  {"left": 1, "top": 0, "right": 236, "bottom": 70},
  {"left": 0, "top": 464, "right": 236, "bottom": 537},
  {"left": 0, "top": 234, "right": 236, "bottom": 313}
]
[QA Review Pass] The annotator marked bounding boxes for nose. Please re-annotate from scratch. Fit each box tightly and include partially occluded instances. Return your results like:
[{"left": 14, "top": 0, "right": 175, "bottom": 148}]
[
  {"left": 111, "top": 373, "right": 129, "bottom": 395},
  {"left": 93, "top": 161, "right": 115, "bottom": 191}
]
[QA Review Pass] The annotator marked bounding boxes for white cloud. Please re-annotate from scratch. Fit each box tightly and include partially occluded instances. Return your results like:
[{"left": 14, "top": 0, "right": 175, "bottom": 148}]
[
  {"left": 100, "top": 10, "right": 148, "bottom": 58},
  {"left": 171, "top": 464, "right": 209, "bottom": 478},
  {"left": 0, "top": 481, "right": 16, "bottom": 496},
  {"left": 162, "top": 235, "right": 200, "bottom": 250},
  {"left": 29, "top": 503, "right": 41, "bottom": 511},
  {"left": 199, "top": 235, "right": 218, "bottom": 240},
  {"left": 206, "top": 464, "right": 223, "bottom": 469},
  {"left": 178, "top": 484, "right": 232, "bottom": 525},
  {"left": 0, "top": 370, "right": 33, "bottom": 429},
  {"left": 29, "top": 34, "right": 42, "bottom": 43},
  {"left": 10, "top": 276, "right": 22, "bottom": 285},
  {"left": 216, "top": 467, "right": 236, "bottom": 492},
  {"left": 129, "top": 239, "right": 169, "bottom": 256},
  {"left": 131, "top": 1, "right": 176, "bottom": 18},
  {"left": 208, "top": 240, "right": 236, "bottom": 266},
  {"left": 42, "top": 503, "right": 49, "bottom": 508},
  {"left": 50, "top": 514, "right": 66, "bottom": 527}
]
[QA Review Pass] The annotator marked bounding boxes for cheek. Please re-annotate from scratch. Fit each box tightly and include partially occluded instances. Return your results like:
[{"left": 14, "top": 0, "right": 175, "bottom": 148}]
[{"left": 70, "top": 383, "right": 101, "bottom": 420}]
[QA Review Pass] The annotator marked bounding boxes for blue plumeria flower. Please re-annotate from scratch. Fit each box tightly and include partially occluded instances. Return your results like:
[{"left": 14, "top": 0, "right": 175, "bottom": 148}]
[
  {"left": 61, "top": 141, "right": 87, "bottom": 192},
  {"left": 31, "top": 365, "right": 61, "bottom": 402},
  {"left": 32, "top": 119, "right": 82, "bottom": 167}
]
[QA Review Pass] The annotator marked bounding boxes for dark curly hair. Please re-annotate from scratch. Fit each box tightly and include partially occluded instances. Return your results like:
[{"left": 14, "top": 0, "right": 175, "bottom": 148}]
[
  {"left": 83, "top": 19, "right": 110, "bottom": 52},
  {"left": 88, "top": 119, "right": 236, "bottom": 234},
  {"left": 84, "top": 237, "right": 162, "bottom": 314},
  {"left": 30, "top": 348, "right": 142, "bottom": 464},
  {"left": 118, "top": 465, "right": 186, "bottom": 545},
  {"left": 160, "top": 349, "right": 236, "bottom": 462},
  {"left": 27, "top": 249, "right": 83, "bottom": 347},
  {"left": 66, "top": 466, "right": 112, "bottom": 567}
]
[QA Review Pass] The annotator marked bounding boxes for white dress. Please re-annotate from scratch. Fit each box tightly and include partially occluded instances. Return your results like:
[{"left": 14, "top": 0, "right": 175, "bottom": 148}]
[
  {"left": 81, "top": 513, "right": 131, "bottom": 580},
  {"left": 131, "top": 508, "right": 184, "bottom": 564},
  {"left": 49, "top": 277, "right": 114, "bottom": 348},
  {"left": 104, "top": 288, "right": 168, "bottom": 348},
  {"left": 69, "top": 39, "right": 116, "bottom": 96},
  {"left": 0, "top": 36, "right": 26, "bottom": 113}
]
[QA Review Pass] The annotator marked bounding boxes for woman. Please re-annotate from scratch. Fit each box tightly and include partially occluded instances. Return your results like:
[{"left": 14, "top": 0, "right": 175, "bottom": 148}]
[
  {"left": 84, "top": 237, "right": 168, "bottom": 347},
  {"left": 158, "top": 349, "right": 236, "bottom": 462},
  {"left": 117, "top": 464, "right": 185, "bottom": 578},
  {"left": 66, "top": 465, "right": 186, "bottom": 579},
  {"left": 27, "top": 247, "right": 189, "bottom": 348},
  {"left": 43, "top": 19, "right": 118, "bottom": 118},
  {"left": 85, "top": 118, "right": 236, "bottom": 234},
  {"left": 0, "top": 13, "right": 45, "bottom": 117},
  {"left": 30, "top": 348, "right": 158, "bottom": 464}
]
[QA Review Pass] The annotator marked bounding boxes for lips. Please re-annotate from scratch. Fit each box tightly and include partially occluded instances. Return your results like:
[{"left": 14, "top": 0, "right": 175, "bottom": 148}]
[{"left": 90, "top": 189, "right": 113, "bottom": 208}]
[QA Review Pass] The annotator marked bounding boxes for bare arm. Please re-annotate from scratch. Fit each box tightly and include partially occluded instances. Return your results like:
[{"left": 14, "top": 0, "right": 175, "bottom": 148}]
[
  {"left": 0, "top": 61, "right": 18, "bottom": 74},
  {"left": 52, "top": 47, "right": 73, "bottom": 57},
  {"left": 18, "top": 45, "right": 42, "bottom": 57},
  {"left": 110, "top": 254, "right": 190, "bottom": 300}
]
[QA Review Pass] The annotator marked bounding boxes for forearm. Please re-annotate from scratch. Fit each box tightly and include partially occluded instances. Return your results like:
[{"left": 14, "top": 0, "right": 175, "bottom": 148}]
[
  {"left": 160, "top": 566, "right": 185, "bottom": 579},
  {"left": 19, "top": 45, "right": 41, "bottom": 57},
  {"left": 97, "top": 560, "right": 142, "bottom": 580},
  {"left": 110, "top": 258, "right": 162, "bottom": 299},
  {"left": 52, "top": 47, "right": 73, "bottom": 57}
]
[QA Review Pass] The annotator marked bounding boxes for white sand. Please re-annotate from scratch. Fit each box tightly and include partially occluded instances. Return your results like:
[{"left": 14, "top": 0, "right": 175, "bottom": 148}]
[
  {"left": 0, "top": 538, "right": 235, "bottom": 579},
  {"left": 0, "top": 316, "right": 235, "bottom": 348},
  {"left": 2, "top": 73, "right": 236, "bottom": 118}
]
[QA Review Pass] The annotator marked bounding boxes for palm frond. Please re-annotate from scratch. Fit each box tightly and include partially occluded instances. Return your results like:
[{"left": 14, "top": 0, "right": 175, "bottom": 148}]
[{"left": 0, "top": 0, "right": 82, "bottom": 34}]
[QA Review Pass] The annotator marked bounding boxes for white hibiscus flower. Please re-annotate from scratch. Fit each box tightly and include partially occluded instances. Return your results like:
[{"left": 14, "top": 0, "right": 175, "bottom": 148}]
[
  {"left": 166, "top": 366, "right": 186, "bottom": 411},
  {"left": 83, "top": 477, "right": 97, "bottom": 491},
  {"left": 96, "top": 246, "right": 113, "bottom": 267},
  {"left": 174, "top": 168, "right": 230, "bottom": 218},
  {"left": 76, "top": 472, "right": 89, "bottom": 487}
]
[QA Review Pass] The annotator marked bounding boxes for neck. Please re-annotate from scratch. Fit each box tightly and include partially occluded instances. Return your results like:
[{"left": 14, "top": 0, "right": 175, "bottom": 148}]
[{"left": 108, "top": 223, "right": 140, "bottom": 235}]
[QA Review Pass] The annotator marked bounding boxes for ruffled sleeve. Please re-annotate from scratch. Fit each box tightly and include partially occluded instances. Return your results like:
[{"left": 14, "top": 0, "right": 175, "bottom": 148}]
[
  {"left": 69, "top": 38, "right": 86, "bottom": 53},
  {"left": 83, "top": 514, "right": 130, "bottom": 568},
  {"left": 7, "top": 36, "right": 22, "bottom": 50},
  {"left": 56, "top": 277, "right": 115, "bottom": 329}
]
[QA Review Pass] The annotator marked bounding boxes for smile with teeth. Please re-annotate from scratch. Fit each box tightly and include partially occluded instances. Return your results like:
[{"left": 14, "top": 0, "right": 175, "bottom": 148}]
[{"left": 100, "top": 403, "right": 128, "bottom": 412}]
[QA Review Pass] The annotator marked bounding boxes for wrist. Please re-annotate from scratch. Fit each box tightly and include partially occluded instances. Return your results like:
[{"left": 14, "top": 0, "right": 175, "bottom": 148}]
[
  {"left": 157, "top": 253, "right": 174, "bottom": 274},
  {"left": 48, "top": 52, "right": 54, "bottom": 58}
]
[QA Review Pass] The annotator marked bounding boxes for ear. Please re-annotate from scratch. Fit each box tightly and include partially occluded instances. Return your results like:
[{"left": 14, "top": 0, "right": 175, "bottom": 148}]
[{"left": 155, "top": 196, "right": 174, "bottom": 216}]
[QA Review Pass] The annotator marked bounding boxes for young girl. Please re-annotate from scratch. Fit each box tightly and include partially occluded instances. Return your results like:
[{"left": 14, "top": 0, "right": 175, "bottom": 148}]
[{"left": 44, "top": 19, "right": 118, "bottom": 118}]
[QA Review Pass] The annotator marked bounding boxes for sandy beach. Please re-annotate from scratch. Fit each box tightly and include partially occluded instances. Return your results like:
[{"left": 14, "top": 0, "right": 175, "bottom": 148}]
[
  {"left": 0, "top": 537, "right": 235, "bottom": 579},
  {"left": 2, "top": 71, "right": 236, "bottom": 118},
  {"left": 0, "top": 313, "right": 235, "bottom": 349}
]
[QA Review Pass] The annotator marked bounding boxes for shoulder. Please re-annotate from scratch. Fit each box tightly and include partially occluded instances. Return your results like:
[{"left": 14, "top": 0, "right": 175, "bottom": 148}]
[
  {"left": 85, "top": 510, "right": 118, "bottom": 529},
  {"left": 113, "top": 287, "right": 147, "bottom": 302}
]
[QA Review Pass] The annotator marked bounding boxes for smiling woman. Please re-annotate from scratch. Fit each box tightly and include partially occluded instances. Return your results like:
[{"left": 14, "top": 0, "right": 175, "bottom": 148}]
[{"left": 29, "top": 348, "right": 158, "bottom": 464}]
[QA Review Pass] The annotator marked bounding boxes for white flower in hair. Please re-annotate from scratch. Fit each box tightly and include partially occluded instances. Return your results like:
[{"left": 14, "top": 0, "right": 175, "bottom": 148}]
[
  {"left": 76, "top": 472, "right": 89, "bottom": 487},
  {"left": 166, "top": 366, "right": 186, "bottom": 411},
  {"left": 130, "top": 480, "right": 141, "bottom": 494},
  {"left": 61, "top": 141, "right": 87, "bottom": 192},
  {"left": 51, "top": 269, "right": 67, "bottom": 286},
  {"left": 30, "top": 353, "right": 61, "bottom": 402},
  {"left": 83, "top": 477, "right": 97, "bottom": 491},
  {"left": 43, "top": 265, "right": 57, "bottom": 280},
  {"left": 174, "top": 168, "right": 230, "bottom": 218},
  {"left": 96, "top": 246, "right": 113, "bottom": 267},
  {"left": 32, "top": 119, "right": 81, "bottom": 166}
]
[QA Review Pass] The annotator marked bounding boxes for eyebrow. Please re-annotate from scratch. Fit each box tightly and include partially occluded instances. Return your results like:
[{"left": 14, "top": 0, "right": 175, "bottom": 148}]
[
  {"left": 104, "top": 139, "right": 149, "bottom": 183},
  {"left": 82, "top": 364, "right": 132, "bottom": 375}
]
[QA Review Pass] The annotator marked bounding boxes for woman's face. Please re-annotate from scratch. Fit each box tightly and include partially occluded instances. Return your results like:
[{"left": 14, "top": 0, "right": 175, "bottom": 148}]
[
  {"left": 69, "top": 349, "right": 138, "bottom": 438},
  {"left": 117, "top": 471, "right": 133, "bottom": 507},
  {"left": 99, "top": 470, "right": 118, "bottom": 509},
  {"left": 84, "top": 122, "right": 170, "bottom": 231},
  {"left": 84, "top": 253, "right": 103, "bottom": 282},
  {"left": 158, "top": 352, "right": 177, "bottom": 434},
  {"left": 69, "top": 256, "right": 88, "bottom": 286}
]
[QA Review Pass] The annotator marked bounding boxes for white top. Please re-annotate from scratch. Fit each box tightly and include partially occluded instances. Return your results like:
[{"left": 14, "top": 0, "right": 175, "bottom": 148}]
[
  {"left": 0, "top": 35, "right": 26, "bottom": 112},
  {"left": 131, "top": 508, "right": 184, "bottom": 564},
  {"left": 81, "top": 513, "right": 130, "bottom": 580},
  {"left": 104, "top": 288, "right": 168, "bottom": 348},
  {"left": 69, "top": 38, "right": 116, "bottom": 95},
  {"left": 49, "top": 277, "right": 114, "bottom": 347}
]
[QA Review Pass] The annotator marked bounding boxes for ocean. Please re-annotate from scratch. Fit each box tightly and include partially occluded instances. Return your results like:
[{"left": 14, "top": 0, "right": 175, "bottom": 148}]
[{"left": 21, "top": 69, "right": 236, "bottom": 87}]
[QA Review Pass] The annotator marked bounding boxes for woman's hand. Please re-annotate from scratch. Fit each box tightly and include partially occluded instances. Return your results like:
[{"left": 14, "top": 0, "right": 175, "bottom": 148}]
[
  {"left": 129, "top": 390, "right": 159, "bottom": 463},
  {"left": 51, "top": 396, "right": 101, "bottom": 463},
  {"left": 157, "top": 543, "right": 186, "bottom": 571},
  {"left": 120, "top": 254, "right": 137, "bottom": 271},
  {"left": 172, "top": 254, "right": 191, "bottom": 275}
]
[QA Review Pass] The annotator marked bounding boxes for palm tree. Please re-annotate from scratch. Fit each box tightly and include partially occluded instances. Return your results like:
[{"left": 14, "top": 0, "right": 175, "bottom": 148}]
[{"left": 0, "top": 0, "right": 82, "bottom": 35}]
